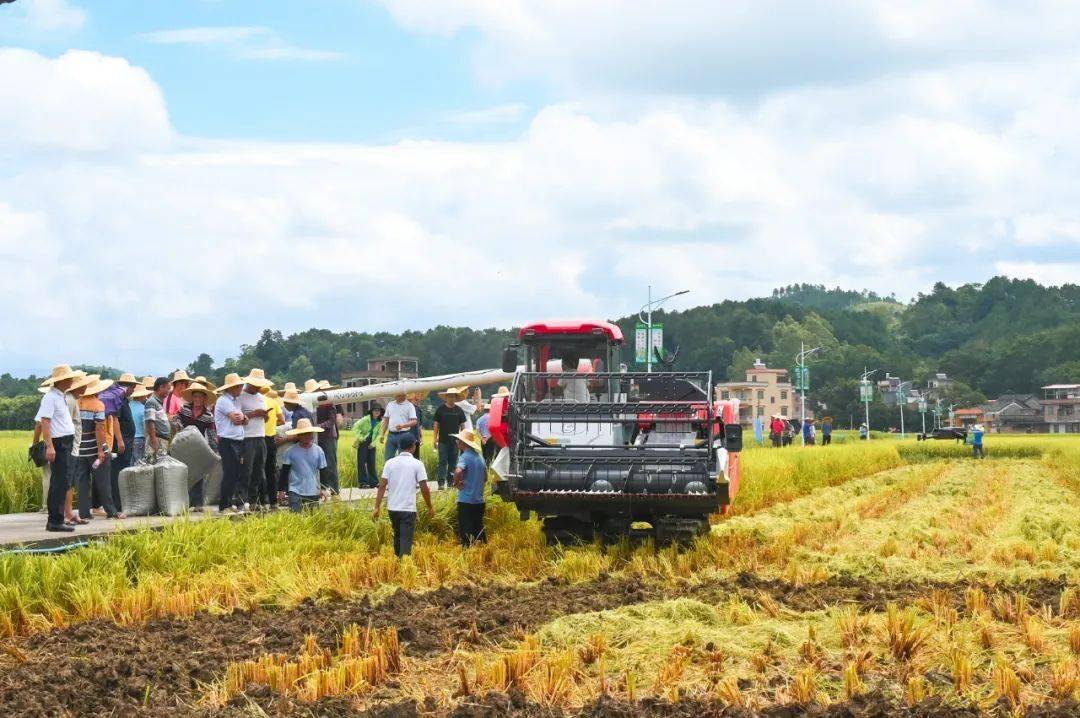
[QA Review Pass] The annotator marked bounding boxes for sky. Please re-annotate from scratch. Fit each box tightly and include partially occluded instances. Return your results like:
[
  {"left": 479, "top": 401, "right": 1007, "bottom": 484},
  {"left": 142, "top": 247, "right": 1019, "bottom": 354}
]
[{"left": 2, "top": 0, "right": 1079, "bottom": 376}]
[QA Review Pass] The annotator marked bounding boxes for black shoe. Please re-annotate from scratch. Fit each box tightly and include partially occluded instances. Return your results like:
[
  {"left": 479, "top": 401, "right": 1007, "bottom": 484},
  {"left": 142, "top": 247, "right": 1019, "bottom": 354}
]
[{"left": 45, "top": 523, "right": 75, "bottom": 532}]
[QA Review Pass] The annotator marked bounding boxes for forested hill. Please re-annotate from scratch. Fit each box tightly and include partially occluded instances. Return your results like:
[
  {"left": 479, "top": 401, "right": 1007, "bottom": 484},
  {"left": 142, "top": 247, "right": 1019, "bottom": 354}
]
[{"left": 3, "top": 277, "right": 1079, "bottom": 428}]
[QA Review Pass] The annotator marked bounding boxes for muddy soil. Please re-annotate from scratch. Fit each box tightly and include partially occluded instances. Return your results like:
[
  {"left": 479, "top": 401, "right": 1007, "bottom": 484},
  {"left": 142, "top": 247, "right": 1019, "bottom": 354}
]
[{"left": 0, "top": 573, "right": 1072, "bottom": 717}]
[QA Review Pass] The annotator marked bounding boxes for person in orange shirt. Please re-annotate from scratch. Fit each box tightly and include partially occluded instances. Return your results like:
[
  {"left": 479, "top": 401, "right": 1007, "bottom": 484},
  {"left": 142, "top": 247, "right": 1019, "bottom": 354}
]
[{"left": 72, "top": 378, "right": 125, "bottom": 521}]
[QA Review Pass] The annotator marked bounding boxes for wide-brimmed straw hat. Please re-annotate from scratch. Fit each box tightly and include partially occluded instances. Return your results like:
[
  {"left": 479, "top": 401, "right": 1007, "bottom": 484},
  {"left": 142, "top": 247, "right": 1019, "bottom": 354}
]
[
  {"left": 82, "top": 378, "right": 114, "bottom": 397},
  {"left": 217, "top": 373, "right": 245, "bottom": 393},
  {"left": 281, "top": 389, "right": 303, "bottom": 405},
  {"left": 116, "top": 372, "right": 140, "bottom": 386},
  {"left": 282, "top": 382, "right": 298, "bottom": 393},
  {"left": 40, "top": 364, "right": 83, "bottom": 387},
  {"left": 243, "top": 368, "right": 273, "bottom": 391},
  {"left": 171, "top": 370, "right": 192, "bottom": 384},
  {"left": 316, "top": 379, "right": 337, "bottom": 391},
  {"left": 303, "top": 379, "right": 320, "bottom": 394},
  {"left": 451, "top": 428, "right": 484, "bottom": 454},
  {"left": 438, "top": 386, "right": 468, "bottom": 399},
  {"left": 141, "top": 376, "right": 155, "bottom": 390},
  {"left": 70, "top": 374, "right": 100, "bottom": 393},
  {"left": 493, "top": 386, "right": 510, "bottom": 397},
  {"left": 182, "top": 382, "right": 213, "bottom": 403},
  {"left": 286, "top": 418, "right": 325, "bottom": 436},
  {"left": 131, "top": 385, "right": 151, "bottom": 399},
  {"left": 193, "top": 375, "right": 218, "bottom": 393}
]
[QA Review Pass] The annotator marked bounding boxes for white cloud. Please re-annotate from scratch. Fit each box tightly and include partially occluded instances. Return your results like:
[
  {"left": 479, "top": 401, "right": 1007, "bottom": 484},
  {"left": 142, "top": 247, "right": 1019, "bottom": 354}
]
[
  {"left": 444, "top": 103, "right": 527, "bottom": 126},
  {"left": 4, "top": 33, "right": 1080, "bottom": 373},
  {"left": 2, "top": 0, "right": 86, "bottom": 36},
  {"left": 138, "top": 25, "right": 343, "bottom": 62}
]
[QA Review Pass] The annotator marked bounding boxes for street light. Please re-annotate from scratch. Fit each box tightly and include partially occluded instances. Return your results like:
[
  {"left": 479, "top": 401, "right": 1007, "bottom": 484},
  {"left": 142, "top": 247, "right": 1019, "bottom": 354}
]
[
  {"left": 794, "top": 342, "right": 825, "bottom": 445},
  {"left": 639, "top": 286, "right": 690, "bottom": 373},
  {"left": 860, "top": 368, "right": 878, "bottom": 438}
]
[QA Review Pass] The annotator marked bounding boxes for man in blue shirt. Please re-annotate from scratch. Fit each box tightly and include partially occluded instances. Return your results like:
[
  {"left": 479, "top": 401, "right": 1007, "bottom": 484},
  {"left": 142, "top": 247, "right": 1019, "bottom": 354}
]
[
  {"left": 278, "top": 418, "right": 330, "bottom": 511},
  {"left": 452, "top": 428, "right": 487, "bottom": 545},
  {"left": 971, "top": 424, "right": 985, "bottom": 459}
]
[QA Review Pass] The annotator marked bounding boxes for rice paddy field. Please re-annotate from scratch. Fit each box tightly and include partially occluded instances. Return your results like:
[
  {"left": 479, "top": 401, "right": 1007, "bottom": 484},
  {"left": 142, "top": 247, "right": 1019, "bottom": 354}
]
[{"left": 0, "top": 432, "right": 1077, "bottom": 716}]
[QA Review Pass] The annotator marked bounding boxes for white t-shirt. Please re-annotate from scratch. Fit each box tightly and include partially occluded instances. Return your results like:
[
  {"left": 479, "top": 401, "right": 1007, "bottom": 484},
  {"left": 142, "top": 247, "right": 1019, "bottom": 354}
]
[
  {"left": 385, "top": 399, "right": 417, "bottom": 433},
  {"left": 35, "top": 388, "right": 75, "bottom": 437},
  {"left": 238, "top": 390, "right": 266, "bottom": 438},
  {"left": 459, "top": 399, "right": 477, "bottom": 430},
  {"left": 382, "top": 453, "right": 427, "bottom": 512}
]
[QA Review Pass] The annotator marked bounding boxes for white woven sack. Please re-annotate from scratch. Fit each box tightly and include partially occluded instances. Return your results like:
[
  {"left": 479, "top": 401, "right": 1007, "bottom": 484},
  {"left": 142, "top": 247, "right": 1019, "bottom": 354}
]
[
  {"left": 154, "top": 456, "right": 190, "bottom": 516},
  {"left": 202, "top": 460, "right": 223, "bottom": 506},
  {"left": 168, "top": 425, "right": 219, "bottom": 489},
  {"left": 118, "top": 462, "right": 157, "bottom": 516}
]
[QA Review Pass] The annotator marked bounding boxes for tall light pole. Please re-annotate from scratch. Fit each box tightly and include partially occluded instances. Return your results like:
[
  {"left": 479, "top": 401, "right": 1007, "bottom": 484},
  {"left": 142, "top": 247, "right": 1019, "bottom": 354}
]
[
  {"left": 860, "top": 368, "right": 878, "bottom": 437},
  {"left": 639, "top": 287, "right": 690, "bottom": 373},
  {"left": 794, "top": 342, "right": 824, "bottom": 445},
  {"left": 896, "top": 380, "right": 913, "bottom": 439}
]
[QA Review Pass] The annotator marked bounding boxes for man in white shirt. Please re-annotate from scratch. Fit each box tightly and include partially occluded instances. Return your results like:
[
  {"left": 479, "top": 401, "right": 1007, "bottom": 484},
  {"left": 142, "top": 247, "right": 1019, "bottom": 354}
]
[
  {"left": 238, "top": 369, "right": 272, "bottom": 510},
  {"left": 380, "top": 391, "right": 417, "bottom": 461},
  {"left": 213, "top": 373, "right": 249, "bottom": 513},
  {"left": 34, "top": 364, "right": 81, "bottom": 532},
  {"left": 372, "top": 434, "right": 432, "bottom": 557}
]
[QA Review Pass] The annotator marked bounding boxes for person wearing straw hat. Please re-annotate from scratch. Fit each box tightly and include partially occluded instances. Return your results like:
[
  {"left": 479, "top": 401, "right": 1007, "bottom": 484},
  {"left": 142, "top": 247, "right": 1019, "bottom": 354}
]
[
  {"left": 262, "top": 388, "right": 285, "bottom": 507},
  {"left": 432, "top": 387, "right": 468, "bottom": 490},
  {"left": 177, "top": 382, "right": 218, "bottom": 508},
  {"left": 452, "top": 428, "right": 488, "bottom": 546},
  {"left": 129, "top": 383, "right": 151, "bottom": 463},
  {"left": 314, "top": 387, "right": 342, "bottom": 495},
  {"left": 165, "top": 370, "right": 192, "bottom": 417},
  {"left": 73, "top": 377, "right": 125, "bottom": 521},
  {"left": 239, "top": 369, "right": 273, "bottom": 509},
  {"left": 280, "top": 382, "right": 298, "bottom": 423},
  {"left": 277, "top": 418, "right": 330, "bottom": 512},
  {"left": 213, "top": 373, "right": 249, "bottom": 513},
  {"left": 373, "top": 433, "right": 433, "bottom": 558},
  {"left": 34, "top": 365, "right": 83, "bottom": 531},
  {"left": 475, "top": 400, "right": 496, "bottom": 465},
  {"left": 145, "top": 377, "right": 173, "bottom": 459},
  {"left": 971, "top": 423, "right": 985, "bottom": 459},
  {"left": 193, "top": 375, "right": 218, "bottom": 395},
  {"left": 103, "top": 373, "right": 141, "bottom": 514}
]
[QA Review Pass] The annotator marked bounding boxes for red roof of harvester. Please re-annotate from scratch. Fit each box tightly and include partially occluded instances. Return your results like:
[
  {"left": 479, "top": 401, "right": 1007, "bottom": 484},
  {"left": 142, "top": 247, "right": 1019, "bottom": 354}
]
[{"left": 519, "top": 319, "right": 625, "bottom": 344}]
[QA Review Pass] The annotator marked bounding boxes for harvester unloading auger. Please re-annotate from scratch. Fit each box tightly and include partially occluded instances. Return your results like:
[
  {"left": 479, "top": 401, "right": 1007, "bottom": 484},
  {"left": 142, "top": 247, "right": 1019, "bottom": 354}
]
[{"left": 310, "top": 319, "right": 742, "bottom": 545}]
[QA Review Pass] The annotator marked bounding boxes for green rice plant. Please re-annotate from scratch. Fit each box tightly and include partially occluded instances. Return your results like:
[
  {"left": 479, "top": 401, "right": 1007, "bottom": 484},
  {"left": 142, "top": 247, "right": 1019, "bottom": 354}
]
[{"left": 0, "top": 431, "right": 42, "bottom": 513}]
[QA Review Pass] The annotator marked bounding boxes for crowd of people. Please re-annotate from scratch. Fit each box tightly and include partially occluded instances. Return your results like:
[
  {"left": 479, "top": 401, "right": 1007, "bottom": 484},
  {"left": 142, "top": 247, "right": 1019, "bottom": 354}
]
[
  {"left": 765, "top": 415, "right": 833, "bottom": 447},
  {"left": 32, "top": 365, "right": 498, "bottom": 556}
]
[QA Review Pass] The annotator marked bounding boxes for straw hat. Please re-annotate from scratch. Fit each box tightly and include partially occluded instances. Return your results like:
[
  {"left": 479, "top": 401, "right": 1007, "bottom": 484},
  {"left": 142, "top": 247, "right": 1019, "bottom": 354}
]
[
  {"left": 115, "top": 372, "right": 139, "bottom": 385},
  {"left": 171, "top": 370, "right": 192, "bottom": 384},
  {"left": 282, "top": 382, "right": 298, "bottom": 393},
  {"left": 286, "top": 417, "right": 325, "bottom": 436},
  {"left": 131, "top": 385, "right": 151, "bottom": 400},
  {"left": 493, "top": 386, "right": 510, "bottom": 397},
  {"left": 438, "top": 386, "right": 468, "bottom": 399},
  {"left": 242, "top": 368, "right": 273, "bottom": 391},
  {"left": 182, "top": 382, "right": 213, "bottom": 403},
  {"left": 193, "top": 375, "right": 218, "bottom": 393},
  {"left": 217, "top": 372, "right": 245, "bottom": 393},
  {"left": 282, "top": 389, "right": 302, "bottom": 405},
  {"left": 40, "top": 364, "right": 83, "bottom": 387},
  {"left": 141, "top": 376, "right": 155, "bottom": 390},
  {"left": 451, "top": 428, "right": 483, "bottom": 454},
  {"left": 70, "top": 374, "right": 100, "bottom": 393},
  {"left": 82, "top": 378, "right": 114, "bottom": 397},
  {"left": 316, "top": 379, "right": 337, "bottom": 391},
  {"left": 303, "top": 379, "right": 320, "bottom": 393}
]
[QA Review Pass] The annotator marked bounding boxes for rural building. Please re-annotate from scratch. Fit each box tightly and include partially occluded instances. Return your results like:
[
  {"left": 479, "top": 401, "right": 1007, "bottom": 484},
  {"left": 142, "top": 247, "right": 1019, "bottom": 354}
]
[
  {"left": 715, "top": 359, "right": 799, "bottom": 426},
  {"left": 339, "top": 356, "right": 420, "bottom": 421},
  {"left": 1042, "top": 384, "right": 1080, "bottom": 434},
  {"left": 983, "top": 394, "right": 1045, "bottom": 433}
]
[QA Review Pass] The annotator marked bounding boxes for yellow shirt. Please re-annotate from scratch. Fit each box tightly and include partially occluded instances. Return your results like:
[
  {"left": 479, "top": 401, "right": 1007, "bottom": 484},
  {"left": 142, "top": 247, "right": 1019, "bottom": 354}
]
[{"left": 264, "top": 396, "right": 283, "bottom": 437}]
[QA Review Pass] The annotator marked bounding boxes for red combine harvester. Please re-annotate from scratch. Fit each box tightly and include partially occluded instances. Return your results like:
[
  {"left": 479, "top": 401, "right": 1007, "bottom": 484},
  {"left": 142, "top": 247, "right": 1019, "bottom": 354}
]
[{"left": 488, "top": 320, "right": 743, "bottom": 545}]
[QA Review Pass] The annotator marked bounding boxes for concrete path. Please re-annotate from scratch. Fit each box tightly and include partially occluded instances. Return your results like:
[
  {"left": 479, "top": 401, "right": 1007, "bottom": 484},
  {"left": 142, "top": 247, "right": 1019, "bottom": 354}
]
[{"left": 0, "top": 485, "right": 439, "bottom": 551}]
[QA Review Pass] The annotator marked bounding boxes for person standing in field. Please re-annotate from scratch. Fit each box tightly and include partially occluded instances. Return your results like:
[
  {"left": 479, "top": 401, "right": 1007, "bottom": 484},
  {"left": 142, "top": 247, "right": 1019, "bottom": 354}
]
[
  {"left": 164, "top": 370, "right": 191, "bottom": 417},
  {"left": 101, "top": 373, "right": 138, "bottom": 514},
  {"left": 352, "top": 404, "right": 384, "bottom": 488},
  {"left": 410, "top": 392, "right": 426, "bottom": 450},
  {"left": 381, "top": 391, "right": 417, "bottom": 461},
  {"left": 177, "top": 381, "right": 217, "bottom": 507},
  {"left": 145, "top": 377, "right": 172, "bottom": 458},
  {"left": 277, "top": 418, "right": 330, "bottom": 512},
  {"left": 73, "top": 378, "right": 125, "bottom": 521},
  {"left": 34, "top": 365, "right": 82, "bottom": 532},
  {"left": 821, "top": 417, "right": 833, "bottom": 446},
  {"left": 859, "top": 422, "right": 869, "bottom": 440},
  {"left": 971, "top": 424, "right": 985, "bottom": 459},
  {"left": 476, "top": 401, "right": 495, "bottom": 465},
  {"left": 373, "top": 434, "right": 433, "bottom": 558},
  {"left": 287, "top": 386, "right": 315, "bottom": 428},
  {"left": 262, "top": 388, "right": 285, "bottom": 505},
  {"left": 213, "top": 373, "right": 248, "bottom": 513},
  {"left": 238, "top": 369, "right": 272, "bottom": 510},
  {"left": 769, "top": 415, "right": 784, "bottom": 447},
  {"left": 432, "top": 388, "right": 467, "bottom": 490},
  {"left": 314, "top": 391, "right": 341, "bottom": 495},
  {"left": 129, "top": 383, "right": 149, "bottom": 463},
  {"left": 452, "top": 428, "right": 487, "bottom": 545}
]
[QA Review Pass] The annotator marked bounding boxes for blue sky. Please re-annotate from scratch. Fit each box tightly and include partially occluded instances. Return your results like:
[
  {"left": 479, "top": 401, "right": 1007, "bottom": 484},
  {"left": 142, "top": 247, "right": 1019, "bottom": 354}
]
[{"left": 2, "top": 0, "right": 1079, "bottom": 376}]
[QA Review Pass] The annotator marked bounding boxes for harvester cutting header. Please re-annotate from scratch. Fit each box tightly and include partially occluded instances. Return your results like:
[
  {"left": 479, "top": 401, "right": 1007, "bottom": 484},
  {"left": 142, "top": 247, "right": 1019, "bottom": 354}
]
[{"left": 312, "top": 319, "right": 742, "bottom": 544}]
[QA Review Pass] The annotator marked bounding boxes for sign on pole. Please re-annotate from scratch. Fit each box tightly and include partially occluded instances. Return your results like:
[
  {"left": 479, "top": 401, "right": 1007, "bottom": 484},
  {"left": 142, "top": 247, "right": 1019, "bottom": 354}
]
[
  {"left": 635, "top": 323, "right": 663, "bottom": 364},
  {"left": 651, "top": 323, "right": 664, "bottom": 358},
  {"left": 918, "top": 398, "right": 928, "bottom": 413},
  {"left": 859, "top": 382, "right": 873, "bottom": 402},
  {"left": 793, "top": 366, "right": 809, "bottom": 391}
]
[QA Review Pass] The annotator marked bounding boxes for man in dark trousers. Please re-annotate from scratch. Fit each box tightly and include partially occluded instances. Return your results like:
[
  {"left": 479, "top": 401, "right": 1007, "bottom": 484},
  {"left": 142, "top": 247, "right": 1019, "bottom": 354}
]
[
  {"left": 372, "top": 434, "right": 433, "bottom": 558},
  {"left": 432, "top": 387, "right": 467, "bottom": 489},
  {"left": 452, "top": 428, "right": 487, "bottom": 545}
]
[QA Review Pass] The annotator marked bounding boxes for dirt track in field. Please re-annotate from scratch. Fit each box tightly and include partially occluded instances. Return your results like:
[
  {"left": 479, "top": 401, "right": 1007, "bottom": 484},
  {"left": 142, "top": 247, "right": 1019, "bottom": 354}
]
[{"left": 0, "top": 571, "right": 1072, "bottom": 717}]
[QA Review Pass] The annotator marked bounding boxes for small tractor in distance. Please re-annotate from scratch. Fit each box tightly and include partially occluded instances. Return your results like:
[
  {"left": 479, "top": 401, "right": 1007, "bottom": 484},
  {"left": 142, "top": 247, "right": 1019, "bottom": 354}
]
[{"left": 488, "top": 320, "right": 742, "bottom": 545}]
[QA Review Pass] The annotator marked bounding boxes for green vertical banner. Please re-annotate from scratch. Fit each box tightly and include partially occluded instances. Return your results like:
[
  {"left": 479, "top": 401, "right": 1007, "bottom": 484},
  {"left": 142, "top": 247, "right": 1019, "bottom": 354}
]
[
  {"left": 793, "top": 366, "right": 809, "bottom": 391},
  {"left": 634, "top": 323, "right": 648, "bottom": 364}
]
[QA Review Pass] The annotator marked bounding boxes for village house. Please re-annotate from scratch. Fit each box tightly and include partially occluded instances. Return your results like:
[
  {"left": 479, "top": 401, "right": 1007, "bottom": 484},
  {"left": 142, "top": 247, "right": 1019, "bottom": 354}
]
[{"left": 715, "top": 359, "right": 799, "bottom": 427}]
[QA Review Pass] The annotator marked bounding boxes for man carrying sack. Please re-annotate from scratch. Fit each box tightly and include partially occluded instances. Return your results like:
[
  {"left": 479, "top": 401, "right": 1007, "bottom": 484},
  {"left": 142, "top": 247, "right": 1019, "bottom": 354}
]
[{"left": 277, "top": 418, "right": 330, "bottom": 512}]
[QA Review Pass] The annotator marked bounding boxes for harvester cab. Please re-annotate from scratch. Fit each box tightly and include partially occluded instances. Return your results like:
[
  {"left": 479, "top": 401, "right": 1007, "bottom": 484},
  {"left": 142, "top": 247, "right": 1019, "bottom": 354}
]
[{"left": 490, "top": 320, "right": 742, "bottom": 545}]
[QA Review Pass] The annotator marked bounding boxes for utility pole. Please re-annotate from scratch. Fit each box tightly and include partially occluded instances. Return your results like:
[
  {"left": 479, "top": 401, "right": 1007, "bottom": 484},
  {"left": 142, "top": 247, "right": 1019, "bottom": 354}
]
[
  {"left": 639, "top": 287, "right": 689, "bottom": 374},
  {"left": 860, "top": 368, "right": 878, "bottom": 438},
  {"left": 794, "top": 342, "right": 824, "bottom": 446}
]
